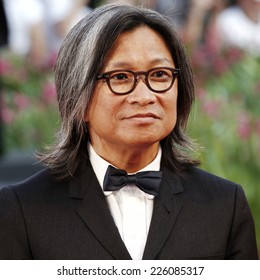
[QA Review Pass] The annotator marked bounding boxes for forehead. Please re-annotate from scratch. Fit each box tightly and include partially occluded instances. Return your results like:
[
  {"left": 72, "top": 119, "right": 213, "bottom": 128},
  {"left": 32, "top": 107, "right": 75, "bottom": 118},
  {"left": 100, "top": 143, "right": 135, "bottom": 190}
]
[{"left": 103, "top": 26, "right": 174, "bottom": 68}]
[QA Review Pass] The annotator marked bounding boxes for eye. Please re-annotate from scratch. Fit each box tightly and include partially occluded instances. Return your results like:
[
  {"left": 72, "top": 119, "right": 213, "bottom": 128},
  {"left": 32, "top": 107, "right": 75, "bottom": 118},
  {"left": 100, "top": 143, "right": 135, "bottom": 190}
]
[
  {"left": 110, "top": 72, "right": 131, "bottom": 81},
  {"left": 150, "top": 69, "right": 171, "bottom": 81},
  {"left": 154, "top": 71, "right": 165, "bottom": 77}
]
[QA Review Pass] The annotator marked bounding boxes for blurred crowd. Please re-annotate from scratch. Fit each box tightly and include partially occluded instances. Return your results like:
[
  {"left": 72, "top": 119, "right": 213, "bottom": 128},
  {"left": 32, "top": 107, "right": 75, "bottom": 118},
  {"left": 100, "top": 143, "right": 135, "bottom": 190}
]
[
  {"left": 0, "top": 0, "right": 93, "bottom": 68},
  {"left": 1, "top": 0, "right": 260, "bottom": 67}
]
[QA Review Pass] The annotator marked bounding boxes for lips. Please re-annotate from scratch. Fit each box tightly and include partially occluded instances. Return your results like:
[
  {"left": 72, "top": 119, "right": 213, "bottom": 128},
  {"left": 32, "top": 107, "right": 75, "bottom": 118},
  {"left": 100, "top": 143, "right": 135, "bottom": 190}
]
[{"left": 125, "top": 113, "right": 160, "bottom": 119}]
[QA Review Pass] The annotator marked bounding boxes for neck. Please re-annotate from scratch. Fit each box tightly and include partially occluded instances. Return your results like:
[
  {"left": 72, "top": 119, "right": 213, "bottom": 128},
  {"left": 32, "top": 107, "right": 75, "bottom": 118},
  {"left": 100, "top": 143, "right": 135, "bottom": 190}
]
[{"left": 91, "top": 142, "right": 160, "bottom": 173}]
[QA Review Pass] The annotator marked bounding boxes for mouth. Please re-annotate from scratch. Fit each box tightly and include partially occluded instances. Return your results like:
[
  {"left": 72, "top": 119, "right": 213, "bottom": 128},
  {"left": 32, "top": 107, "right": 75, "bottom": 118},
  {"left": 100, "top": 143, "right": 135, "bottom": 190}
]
[
  {"left": 125, "top": 113, "right": 160, "bottom": 120},
  {"left": 122, "top": 113, "right": 161, "bottom": 125}
]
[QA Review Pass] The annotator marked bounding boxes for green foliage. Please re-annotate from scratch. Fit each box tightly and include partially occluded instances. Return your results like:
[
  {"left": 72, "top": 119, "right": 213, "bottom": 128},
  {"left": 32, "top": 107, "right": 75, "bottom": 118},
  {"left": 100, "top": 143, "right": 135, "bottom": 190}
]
[
  {"left": 189, "top": 50, "right": 260, "bottom": 253},
  {"left": 0, "top": 51, "right": 59, "bottom": 152}
]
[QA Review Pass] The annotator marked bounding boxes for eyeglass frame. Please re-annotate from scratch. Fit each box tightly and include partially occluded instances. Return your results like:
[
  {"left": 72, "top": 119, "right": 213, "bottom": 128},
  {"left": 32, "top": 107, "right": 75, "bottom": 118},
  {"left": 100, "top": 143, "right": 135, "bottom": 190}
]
[{"left": 96, "top": 67, "right": 181, "bottom": 95}]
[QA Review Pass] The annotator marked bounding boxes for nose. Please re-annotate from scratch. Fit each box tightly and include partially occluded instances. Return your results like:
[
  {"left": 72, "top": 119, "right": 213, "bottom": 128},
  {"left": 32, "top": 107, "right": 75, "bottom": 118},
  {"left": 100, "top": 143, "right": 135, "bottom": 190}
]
[{"left": 126, "top": 76, "right": 157, "bottom": 105}]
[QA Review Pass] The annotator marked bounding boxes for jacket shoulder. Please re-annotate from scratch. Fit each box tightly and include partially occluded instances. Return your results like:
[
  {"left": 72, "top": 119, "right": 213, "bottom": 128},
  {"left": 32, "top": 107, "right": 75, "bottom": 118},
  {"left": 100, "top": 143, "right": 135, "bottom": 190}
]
[
  {"left": 182, "top": 166, "right": 240, "bottom": 187},
  {"left": 166, "top": 166, "right": 244, "bottom": 197},
  {"left": 0, "top": 168, "right": 64, "bottom": 201}
]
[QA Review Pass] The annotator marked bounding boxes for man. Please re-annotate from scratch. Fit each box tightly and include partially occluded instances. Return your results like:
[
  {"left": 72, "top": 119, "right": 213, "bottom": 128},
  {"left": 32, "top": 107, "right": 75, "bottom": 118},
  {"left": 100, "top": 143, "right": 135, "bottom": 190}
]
[{"left": 0, "top": 4, "right": 258, "bottom": 259}]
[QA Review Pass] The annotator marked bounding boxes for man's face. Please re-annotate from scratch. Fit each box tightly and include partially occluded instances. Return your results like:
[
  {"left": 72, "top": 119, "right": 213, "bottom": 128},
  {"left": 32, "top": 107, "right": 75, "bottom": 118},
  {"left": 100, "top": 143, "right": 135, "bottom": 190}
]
[{"left": 85, "top": 26, "right": 178, "bottom": 155}]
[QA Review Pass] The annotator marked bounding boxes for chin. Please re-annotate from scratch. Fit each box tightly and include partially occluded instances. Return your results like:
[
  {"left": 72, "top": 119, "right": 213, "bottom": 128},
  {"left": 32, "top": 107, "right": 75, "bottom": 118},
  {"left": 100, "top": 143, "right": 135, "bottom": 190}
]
[{"left": 124, "top": 136, "right": 161, "bottom": 148}]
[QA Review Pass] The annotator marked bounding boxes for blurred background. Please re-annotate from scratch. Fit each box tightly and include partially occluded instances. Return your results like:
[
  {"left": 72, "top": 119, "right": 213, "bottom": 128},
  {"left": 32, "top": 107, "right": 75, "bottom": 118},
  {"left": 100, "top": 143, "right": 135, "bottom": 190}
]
[{"left": 0, "top": 0, "right": 259, "bottom": 255}]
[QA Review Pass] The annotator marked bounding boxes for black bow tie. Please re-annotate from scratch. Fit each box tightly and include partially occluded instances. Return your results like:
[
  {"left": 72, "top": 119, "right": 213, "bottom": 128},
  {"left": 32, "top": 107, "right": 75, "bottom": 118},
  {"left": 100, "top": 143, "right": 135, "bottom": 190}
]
[{"left": 103, "top": 165, "right": 162, "bottom": 196}]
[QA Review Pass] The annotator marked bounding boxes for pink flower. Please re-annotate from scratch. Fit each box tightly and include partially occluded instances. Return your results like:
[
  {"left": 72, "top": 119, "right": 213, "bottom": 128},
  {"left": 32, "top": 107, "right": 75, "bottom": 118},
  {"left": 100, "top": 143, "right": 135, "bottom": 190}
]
[
  {"left": 237, "top": 113, "right": 252, "bottom": 140},
  {"left": 0, "top": 59, "right": 11, "bottom": 75},
  {"left": 1, "top": 107, "right": 15, "bottom": 124},
  {"left": 13, "top": 93, "right": 31, "bottom": 110},
  {"left": 196, "top": 88, "right": 207, "bottom": 101},
  {"left": 47, "top": 52, "right": 57, "bottom": 68},
  {"left": 192, "top": 48, "right": 209, "bottom": 69},
  {"left": 42, "top": 82, "right": 57, "bottom": 105},
  {"left": 213, "top": 58, "right": 228, "bottom": 75},
  {"left": 202, "top": 99, "right": 221, "bottom": 118},
  {"left": 255, "top": 119, "right": 260, "bottom": 137},
  {"left": 225, "top": 48, "right": 245, "bottom": 65}
]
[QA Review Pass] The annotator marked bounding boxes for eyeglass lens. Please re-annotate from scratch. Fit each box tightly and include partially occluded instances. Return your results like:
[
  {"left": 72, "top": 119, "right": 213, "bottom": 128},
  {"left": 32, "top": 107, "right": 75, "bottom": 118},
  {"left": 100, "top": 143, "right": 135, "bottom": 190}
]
[{"left": 108, "top": 68, "right": 177, "bottom": 94}]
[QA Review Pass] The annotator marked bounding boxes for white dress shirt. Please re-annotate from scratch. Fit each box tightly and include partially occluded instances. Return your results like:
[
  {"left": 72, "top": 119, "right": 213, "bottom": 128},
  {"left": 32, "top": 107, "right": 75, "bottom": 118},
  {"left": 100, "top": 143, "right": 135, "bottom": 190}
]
[{"left": 88, "top": 144, "right": 162, "bottom": 260}]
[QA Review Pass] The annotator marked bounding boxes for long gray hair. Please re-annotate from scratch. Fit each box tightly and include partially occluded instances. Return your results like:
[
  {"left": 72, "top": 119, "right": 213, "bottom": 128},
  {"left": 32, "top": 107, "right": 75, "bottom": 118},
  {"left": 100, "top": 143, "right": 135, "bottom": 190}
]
[{"left": 39, "top": 4, "right": 200, "bottom": 180}]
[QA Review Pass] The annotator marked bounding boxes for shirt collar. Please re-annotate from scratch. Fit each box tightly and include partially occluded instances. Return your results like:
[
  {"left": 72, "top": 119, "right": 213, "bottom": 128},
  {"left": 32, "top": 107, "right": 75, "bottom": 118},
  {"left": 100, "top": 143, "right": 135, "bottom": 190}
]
[{"left": 88, "top": 143, "right": 162, "bottom": 196}]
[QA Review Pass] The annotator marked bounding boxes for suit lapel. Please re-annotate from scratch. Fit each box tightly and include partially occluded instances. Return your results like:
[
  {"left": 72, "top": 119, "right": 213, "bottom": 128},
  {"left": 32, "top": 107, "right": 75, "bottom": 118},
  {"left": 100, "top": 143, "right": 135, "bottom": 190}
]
[
  {"left": 69, "top": 161, "right": 131, "bottom": 260},
  {"left": 142, "top": 167, "right": 184, "bottom": 259}
]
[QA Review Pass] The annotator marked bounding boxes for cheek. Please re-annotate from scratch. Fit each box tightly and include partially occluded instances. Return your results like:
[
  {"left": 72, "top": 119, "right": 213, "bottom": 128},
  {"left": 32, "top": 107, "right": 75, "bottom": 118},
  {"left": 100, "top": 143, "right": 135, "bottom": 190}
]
[
  {"left": 162, "top": 94, "right": 178, "bottom": 129},
  {"left": 85, "top": 86, "right": 107, "bottom": 122},
  {"left": 85, "top": 90, "right": 118, "bottom": 130},
  {"left": 163, "top": 90, "right": 178, "bottom": 116},
  {"left": 167, "top": 103, "right": 177, "bottom": 127},
  {"left": 86, "top": 101, "right": 108, "bottom": 126}
]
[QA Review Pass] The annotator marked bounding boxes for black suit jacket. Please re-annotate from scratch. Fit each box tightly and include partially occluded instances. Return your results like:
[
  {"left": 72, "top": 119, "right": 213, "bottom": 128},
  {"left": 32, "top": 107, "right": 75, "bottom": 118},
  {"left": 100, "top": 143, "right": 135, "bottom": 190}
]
[{"left": 0, "top": 161, "right": 258, "bottom": 259}]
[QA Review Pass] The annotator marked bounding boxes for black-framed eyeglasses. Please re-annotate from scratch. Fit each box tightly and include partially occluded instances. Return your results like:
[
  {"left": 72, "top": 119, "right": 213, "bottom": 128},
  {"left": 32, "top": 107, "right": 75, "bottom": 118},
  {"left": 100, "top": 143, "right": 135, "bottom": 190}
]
[{"left": 96, "top": 67, "right": 181, "bottom": 95}]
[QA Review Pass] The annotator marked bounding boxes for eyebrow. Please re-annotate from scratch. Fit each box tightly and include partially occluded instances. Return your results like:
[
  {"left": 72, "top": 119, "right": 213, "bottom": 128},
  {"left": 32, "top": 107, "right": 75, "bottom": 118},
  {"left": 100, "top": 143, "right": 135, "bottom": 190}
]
[{"left": 105, "top": 58, "right": 174, "bottom": 69}]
